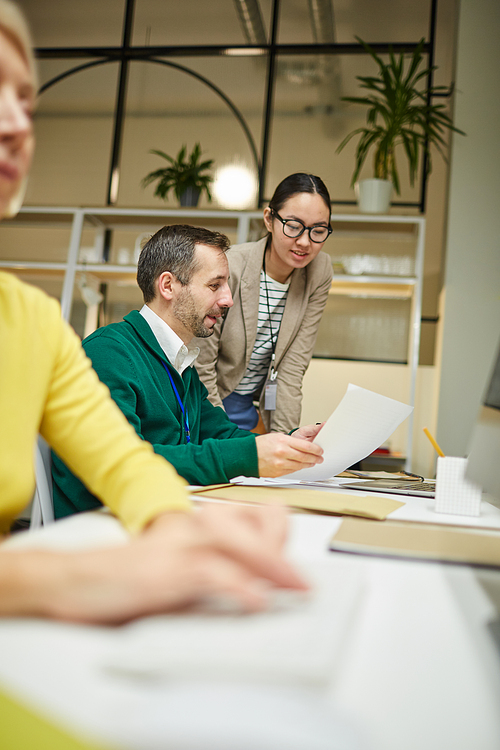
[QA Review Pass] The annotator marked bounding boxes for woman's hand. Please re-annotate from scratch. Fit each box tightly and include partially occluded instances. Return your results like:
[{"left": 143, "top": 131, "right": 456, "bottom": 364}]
[{"left": 0, "top": 504, "right": 308, "bottom": 625}]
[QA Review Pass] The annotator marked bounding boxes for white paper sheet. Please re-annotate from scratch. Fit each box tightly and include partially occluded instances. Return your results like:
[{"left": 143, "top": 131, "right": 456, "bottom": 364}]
[{"left": 282, "top": 384, "right": 413, "bottom": 481}]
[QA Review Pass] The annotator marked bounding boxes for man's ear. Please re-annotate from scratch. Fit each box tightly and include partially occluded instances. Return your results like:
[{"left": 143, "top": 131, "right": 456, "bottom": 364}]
[
  {"left": 157, "top": 271, "right": 177, "bottom": 301},
  {"left": 263, "top": 207, "right": 273, "bottom": 233}
]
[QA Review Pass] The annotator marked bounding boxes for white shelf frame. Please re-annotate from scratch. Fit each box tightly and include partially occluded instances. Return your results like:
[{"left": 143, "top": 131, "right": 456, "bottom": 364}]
[
  {"left": 328, "top": 213, "right": 425, "bottom": 469},
  {"left": 3, "top": 207, "right": 264, "bottom": 316}
]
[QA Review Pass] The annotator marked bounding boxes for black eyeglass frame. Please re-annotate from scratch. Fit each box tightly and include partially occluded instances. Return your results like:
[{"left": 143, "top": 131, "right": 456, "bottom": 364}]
[{"left": 271, "top": 209, "right": 333, "bottom": 243}]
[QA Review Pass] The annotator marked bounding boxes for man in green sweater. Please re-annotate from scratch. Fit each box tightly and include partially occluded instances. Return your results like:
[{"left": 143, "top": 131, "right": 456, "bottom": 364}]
[{"left": 53, "top": 224, "right": 324, "bottom": 518}]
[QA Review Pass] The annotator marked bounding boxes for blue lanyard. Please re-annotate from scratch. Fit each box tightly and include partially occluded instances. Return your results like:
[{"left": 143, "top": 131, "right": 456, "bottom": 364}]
[{"left": 161, "top": 361, "right": 190, "bottom": 443}]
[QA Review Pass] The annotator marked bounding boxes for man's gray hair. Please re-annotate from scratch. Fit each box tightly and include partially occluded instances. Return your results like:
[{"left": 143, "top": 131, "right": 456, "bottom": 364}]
[{"left": 137, "top": 224, "right": 230, "bottom": 303}]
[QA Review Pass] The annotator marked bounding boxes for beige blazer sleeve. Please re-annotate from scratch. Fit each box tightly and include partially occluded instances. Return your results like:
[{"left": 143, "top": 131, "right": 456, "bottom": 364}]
[{"left": 195, "top": 237, "right": 333, "bottom": 433}]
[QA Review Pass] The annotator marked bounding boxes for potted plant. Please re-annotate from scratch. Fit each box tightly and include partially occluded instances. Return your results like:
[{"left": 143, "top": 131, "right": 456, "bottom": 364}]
[
  {"left": 337, "top": 37, "right": 465, "bottom": 213},
  {"left": 142, "top": 143, "right": 214, "bottom": 207}
]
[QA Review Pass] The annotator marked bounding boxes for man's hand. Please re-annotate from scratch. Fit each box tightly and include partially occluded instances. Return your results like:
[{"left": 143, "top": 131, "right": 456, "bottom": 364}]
[
  {"left": 255, "top": 432, "right": 323, "bottom": 478},
  {"left": 292, "top": 422, "right": 325, "bottom": 442},
  {"left": 0, "top": 504, "right": 307, "bottom": 625}
]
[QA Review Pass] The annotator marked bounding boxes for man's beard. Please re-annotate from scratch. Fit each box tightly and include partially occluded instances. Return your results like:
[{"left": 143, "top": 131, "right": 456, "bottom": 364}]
[{"left": 173, "top": 286, "right": 218, "bottom": 339}]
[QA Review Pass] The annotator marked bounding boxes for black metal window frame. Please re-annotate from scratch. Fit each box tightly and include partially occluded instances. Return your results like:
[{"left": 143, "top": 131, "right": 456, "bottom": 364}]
[{"left": 35, "top": 0, "right": 441, "bottom": 211}]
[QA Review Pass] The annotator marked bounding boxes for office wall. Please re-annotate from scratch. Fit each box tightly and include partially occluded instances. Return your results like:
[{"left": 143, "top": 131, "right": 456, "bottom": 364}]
[{"left": 436, "top": 0, "right": 500, "bottom": 455}]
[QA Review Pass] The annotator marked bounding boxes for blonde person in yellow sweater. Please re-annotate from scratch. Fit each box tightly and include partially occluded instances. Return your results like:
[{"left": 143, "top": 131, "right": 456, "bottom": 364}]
[{"left": 0, "top": 0, "right": 307, "bottom": 624}]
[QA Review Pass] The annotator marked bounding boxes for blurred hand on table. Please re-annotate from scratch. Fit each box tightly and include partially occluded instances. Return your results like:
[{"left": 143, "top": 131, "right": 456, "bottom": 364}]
[{"left": 0, "top": 503, "right": 307, "bottom": 625}]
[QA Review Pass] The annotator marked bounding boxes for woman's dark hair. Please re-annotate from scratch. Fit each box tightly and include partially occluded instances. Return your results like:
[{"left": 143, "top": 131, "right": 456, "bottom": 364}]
[{"left": 268, "top": 173, "right": 331, "bottom": 217}]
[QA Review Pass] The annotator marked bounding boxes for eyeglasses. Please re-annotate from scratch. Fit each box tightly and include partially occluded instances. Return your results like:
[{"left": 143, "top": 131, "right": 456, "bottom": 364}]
[{"left": 272, "top": 209, "right": 332, "bottom": 243}]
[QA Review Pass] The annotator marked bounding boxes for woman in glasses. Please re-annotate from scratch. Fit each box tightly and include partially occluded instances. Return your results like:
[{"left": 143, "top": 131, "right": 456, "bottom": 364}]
[{"left": 197, "top": 173, "right": 333, "bottom": 434}]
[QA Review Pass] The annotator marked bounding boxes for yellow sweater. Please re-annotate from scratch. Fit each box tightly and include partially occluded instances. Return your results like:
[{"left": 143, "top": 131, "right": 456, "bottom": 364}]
[{"left": 0, "top": 272, "right": 190, "bottom": 534}]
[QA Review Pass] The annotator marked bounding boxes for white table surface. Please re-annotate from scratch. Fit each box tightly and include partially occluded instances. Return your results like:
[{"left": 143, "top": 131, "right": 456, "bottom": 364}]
[{"left": 1, "top": 506, "right": 500, "bottom": 750}]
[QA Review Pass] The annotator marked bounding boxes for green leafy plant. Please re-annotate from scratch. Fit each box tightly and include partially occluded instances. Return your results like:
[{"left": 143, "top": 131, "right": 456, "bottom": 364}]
[
  {"left": 142, "top": 143, "right": 214, "bottom": 203},
  {"left": 336, "top": 37, "right": 465, "bottom": 194}
]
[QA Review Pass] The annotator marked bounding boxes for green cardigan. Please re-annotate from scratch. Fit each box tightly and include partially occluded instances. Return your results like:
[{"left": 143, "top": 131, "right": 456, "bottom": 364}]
[{"left": 52, "top": 311, "right": 259, "bottom": 519}]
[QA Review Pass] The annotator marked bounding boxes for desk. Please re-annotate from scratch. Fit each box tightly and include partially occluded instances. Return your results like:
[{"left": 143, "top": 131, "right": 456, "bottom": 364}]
[{"left": 1, "top": 499, "right": 500, "bottom": 750}]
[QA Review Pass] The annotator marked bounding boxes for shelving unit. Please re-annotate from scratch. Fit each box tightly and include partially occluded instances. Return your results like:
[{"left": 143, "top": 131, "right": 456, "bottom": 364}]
[
  {"left": 319, "top": 214, "right": 426, "bottom": 470},
  {"left": 0, "top": 206, "right": 263, "bottom": 318},
  {"left": 0, "top": 207, "right": 425, "bottom": 469}
]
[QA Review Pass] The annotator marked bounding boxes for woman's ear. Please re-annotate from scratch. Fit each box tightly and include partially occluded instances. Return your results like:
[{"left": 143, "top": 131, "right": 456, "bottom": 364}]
[{"left": 263, "top": 207, "right": 273, "bottom": 233}]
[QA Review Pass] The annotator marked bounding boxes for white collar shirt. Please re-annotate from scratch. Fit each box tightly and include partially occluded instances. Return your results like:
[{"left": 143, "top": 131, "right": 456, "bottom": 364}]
[{"left": 139, "top": 304, "right": 200, "bottom": 375}]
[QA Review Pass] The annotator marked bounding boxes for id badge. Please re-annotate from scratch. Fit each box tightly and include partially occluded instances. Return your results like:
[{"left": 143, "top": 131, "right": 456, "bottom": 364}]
[{"left": 265, "top": 380, "right": 277, "bottom": 411}]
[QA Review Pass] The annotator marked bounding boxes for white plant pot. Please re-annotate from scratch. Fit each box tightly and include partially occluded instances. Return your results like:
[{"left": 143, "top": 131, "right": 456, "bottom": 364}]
[{"left": 355, "top": 178, "right": 393, "bottom": 214}]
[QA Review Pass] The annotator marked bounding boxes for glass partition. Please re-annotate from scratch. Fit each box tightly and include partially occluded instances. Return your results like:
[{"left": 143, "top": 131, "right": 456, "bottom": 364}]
[
  {"left": 133, "top": 0, "right": 268, "bottom": 47},
  {"left": 265, "top": 52, "right": 428, "bottom": 205},
  {"left": 277, "top": 0, "right": 431, "bottom": 44},
  {"left": 17, "top": 0, "right": 125, "bottom": 47},
  {"left": 119, "top": 57, "right": 266, "bottom": 208},
  {"left": 27, "top": 61, "right": 119, "bottom": 207}
]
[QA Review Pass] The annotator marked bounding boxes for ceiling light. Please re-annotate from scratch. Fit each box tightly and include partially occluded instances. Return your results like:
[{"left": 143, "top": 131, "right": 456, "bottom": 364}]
[
  {"left": 224, "top": 47, "right": 266, "bottom": 56},
  {"left": 213, "top": 164, "right": 257, "bottom": 209}
]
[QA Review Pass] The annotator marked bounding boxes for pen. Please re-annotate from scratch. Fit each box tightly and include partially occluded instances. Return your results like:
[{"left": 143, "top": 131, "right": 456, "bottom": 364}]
[
  {"left": 423, "top": 427, "right": 445, "bottom": 457},
  {"left": 403, "top": 471, "right": 424, "bottom": 482}
]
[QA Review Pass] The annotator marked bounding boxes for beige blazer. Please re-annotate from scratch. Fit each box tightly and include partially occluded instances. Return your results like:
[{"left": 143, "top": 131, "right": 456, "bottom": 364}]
[{"left": 196, "top": 237, "right": 333, "bottom": 433}]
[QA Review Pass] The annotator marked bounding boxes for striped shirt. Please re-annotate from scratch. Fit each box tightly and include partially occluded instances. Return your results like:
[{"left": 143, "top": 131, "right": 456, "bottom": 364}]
[{"left": 235, "top": 271, "right": 289, "bottom": 396}]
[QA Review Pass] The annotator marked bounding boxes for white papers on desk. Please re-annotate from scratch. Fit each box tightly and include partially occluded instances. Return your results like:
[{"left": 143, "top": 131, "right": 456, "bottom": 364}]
[
  {"left": 103, "top": 561, "right": 364, "bottom": 687},
  {"left": 282, "top": 384, "right": 413, "bottom": 482}
]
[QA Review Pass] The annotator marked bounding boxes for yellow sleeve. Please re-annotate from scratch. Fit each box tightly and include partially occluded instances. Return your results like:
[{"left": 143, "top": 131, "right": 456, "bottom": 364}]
[
  {"left": 40, "top": 300, "right": 190, "bottom": 533},
  {"left": 0, "top": 687, "right": 108, "bottom": 750}
]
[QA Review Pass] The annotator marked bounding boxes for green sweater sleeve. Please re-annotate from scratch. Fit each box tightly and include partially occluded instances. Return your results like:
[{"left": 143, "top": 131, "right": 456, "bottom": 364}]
[
  {"left": 93, "top": 337, "right": 259, "bottom": 483},
  {"left": 53, "top": 329, "right": 259, "bottom": 518}
]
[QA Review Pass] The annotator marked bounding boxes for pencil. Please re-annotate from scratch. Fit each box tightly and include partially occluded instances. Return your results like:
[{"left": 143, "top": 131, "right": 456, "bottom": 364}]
[{"left": 423, "top": 427, "right": 445, "bottom": 457}]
